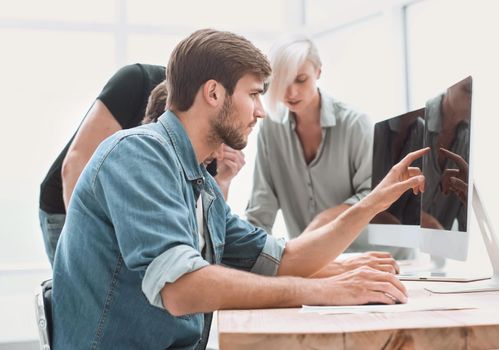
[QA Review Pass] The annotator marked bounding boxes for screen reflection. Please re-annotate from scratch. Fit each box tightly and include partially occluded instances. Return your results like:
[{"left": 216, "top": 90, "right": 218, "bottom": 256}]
[
  {"left": 371, "top": 108, "right": 425, "bottom": 225},
  {"left": 421, "top": 76, "right": 472, "bottom": 231}
]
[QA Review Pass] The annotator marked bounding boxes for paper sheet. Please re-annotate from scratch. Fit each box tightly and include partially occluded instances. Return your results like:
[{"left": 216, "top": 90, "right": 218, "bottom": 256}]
[{"left": 301, "top": 295, "right": 477, "bottom": 314}]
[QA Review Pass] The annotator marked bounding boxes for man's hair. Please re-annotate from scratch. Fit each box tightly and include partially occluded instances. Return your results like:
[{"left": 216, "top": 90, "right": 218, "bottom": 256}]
[
  {"left": 166, "top": 28, "right": 272, "bottom": 112},
  {"left": 266, "top": 35, "right": 322, "bottom": 120},
  {"left": 142, "top": 81, "right": 168, "bottom": 124}
]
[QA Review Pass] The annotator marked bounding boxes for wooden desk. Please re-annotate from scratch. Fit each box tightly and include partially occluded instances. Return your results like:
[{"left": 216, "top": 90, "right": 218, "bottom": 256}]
[{"left": 218, "top": 282, "right": 499, "bottom": 349}]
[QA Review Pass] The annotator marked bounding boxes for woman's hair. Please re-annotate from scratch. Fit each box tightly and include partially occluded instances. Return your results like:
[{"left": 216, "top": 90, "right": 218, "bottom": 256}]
[
  {"left": 266, "top": 35, "right": 322, "bottom": 120},
  {"left": 142, "top": 80, "right": 168, "bottom": 124}
]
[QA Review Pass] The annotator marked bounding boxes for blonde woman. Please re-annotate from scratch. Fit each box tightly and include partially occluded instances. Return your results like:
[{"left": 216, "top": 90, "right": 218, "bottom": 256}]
[{"left": 247, "top": 36, "right": 411, "bottom": 261}]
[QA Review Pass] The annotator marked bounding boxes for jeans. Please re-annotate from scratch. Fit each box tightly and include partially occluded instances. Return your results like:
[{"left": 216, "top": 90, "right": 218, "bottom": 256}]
[{"left": 39, "top": 209, "right": 65, "bottom": 266}]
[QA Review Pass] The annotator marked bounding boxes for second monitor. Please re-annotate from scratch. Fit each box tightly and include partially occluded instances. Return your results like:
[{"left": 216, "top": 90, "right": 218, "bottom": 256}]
[{"left": 368, "top": 76, "right": 473, "bottom": 261}]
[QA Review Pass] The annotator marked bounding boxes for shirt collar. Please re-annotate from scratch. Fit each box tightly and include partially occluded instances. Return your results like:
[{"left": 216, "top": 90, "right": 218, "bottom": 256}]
[
  {"left": 158, "top": 110, "right": 204, "bottom": 181},
  {"left": 282, "top": 88, "right": 337, "bottom": 128}
]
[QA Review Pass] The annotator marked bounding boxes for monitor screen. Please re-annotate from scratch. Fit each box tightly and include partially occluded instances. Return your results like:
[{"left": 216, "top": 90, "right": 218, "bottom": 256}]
[
  {"left": 368, "top": 76, "right": 473, "bottom": 260},
  {"left": 371, "top": 108, "right": 425, "bottom": 226},
  {"left": 421, "top": 76, "right": 472, "bottom": 232}
]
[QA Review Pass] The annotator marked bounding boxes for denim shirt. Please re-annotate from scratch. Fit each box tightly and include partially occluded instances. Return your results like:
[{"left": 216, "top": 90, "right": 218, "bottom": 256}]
[{"left": 52, "top": 111, "right": 285, "bottom": 350}]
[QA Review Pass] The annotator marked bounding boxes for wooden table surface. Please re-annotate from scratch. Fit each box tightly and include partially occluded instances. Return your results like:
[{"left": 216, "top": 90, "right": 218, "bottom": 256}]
[{"left": 218, "top": 282, "right": 499, "bottom": 349}]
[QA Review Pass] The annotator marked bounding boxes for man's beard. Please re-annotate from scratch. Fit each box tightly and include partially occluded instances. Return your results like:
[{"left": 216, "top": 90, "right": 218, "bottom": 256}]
[{"left": 209, "top": 95, "right": 247, "bottom": 150}]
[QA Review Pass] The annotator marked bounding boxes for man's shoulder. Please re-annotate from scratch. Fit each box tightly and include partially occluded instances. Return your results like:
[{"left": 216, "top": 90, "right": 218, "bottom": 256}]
[
  {"left": 85, "top": 124, "right": 182, "bottom": 190},
  {"left": 117, "top": 123, "right": 167, "bottom": 141},
  {"left": 96, "top": 124, "right": 174, "bottom": 164}
]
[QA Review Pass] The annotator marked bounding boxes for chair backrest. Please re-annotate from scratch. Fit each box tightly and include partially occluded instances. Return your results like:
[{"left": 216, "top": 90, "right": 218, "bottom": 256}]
[{"left": 34, "top": 279, "right": 53, "bottom": 350}]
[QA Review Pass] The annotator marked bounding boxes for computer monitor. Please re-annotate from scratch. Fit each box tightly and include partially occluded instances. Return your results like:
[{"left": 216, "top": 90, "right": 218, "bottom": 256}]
[
  {"left": 368, "top": 75, "right": 499, "bottom": 292},
  {"left": 368, "top": 76, "right": 473, "bottom": 261},
  {"left": 419, "top": 76, "right": 473, "bottom": 259}
]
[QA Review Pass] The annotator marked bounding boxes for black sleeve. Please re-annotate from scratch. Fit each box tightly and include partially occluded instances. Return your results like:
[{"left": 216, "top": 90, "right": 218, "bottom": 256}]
[
  {"left": 206, "top": 159, "right": 217, "bottom": 176},
  {"left": 97, "top": 64, "right": 146, "bottom": 128}
]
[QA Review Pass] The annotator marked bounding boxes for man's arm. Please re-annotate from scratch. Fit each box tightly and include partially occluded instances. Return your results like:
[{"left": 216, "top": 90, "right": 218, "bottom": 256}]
[
  {"left": 304, "top": 209, "right": 401, "bottom": 275},
  {"left": 161, "top": 264, "right": 407, "bottom": 316},
  {"left": 303, "top": 204, "right": 351, "bottom": 233},
  {"left": 309, "top": 251, "right": 400, "bottom": 277},
  {"left": 277, "top": 148, "right": 429, "bottom": 277},
  {"left": 161, "top": 148, "right": 428, "bottom": 316},
  {"left": 61, "top": 100, "right": 121, "bottom": 208}
]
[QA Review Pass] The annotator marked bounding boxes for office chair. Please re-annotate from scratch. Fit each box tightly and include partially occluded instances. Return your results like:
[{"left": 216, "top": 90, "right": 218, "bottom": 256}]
[{"left": 34, "top": 279, "right": 53, "bottom": 350}]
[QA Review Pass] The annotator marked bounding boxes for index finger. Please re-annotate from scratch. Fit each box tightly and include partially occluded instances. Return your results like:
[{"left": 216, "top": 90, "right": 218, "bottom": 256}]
[
  {"left": 439, "top": 148, "right": 468, "bottom": 170},
  {"left": 366, "top": 251, "right": 392, "bottom": 258},
  {"left": 398, "top": 147, "right": 430, "bottom": 168},
  {"left": 375, "top": 271, "right": 408, "bottom": 296},
  {"left": 219, "top": 150, "right": 239, "bottom": 161},
  {"left": 222, "top": 146, "right": 241, "bottom": 157}
]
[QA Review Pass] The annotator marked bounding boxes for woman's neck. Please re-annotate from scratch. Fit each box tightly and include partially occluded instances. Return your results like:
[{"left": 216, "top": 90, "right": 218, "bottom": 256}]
[{"left": 294, "top": 91, "right": 321, "bottom": 127}]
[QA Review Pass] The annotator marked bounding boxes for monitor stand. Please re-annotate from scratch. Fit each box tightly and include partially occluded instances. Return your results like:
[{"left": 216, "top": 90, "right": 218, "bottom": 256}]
[
  {"left": 426, "top": 184, "right": 499, "bottom": 293},
  {"left": 430, "top": 254, "right": 446, "bottom": 271}
]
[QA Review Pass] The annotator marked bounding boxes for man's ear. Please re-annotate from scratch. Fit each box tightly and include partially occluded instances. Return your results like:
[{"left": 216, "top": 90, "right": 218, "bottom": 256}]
[{"left": 203, "top": 79, "right": 223, "bottom": 107}]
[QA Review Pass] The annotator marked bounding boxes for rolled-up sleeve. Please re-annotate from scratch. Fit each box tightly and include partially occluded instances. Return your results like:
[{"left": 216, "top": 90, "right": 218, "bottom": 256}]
[
  {"left": 223, "top": 202, "right": 285, "bottom": 276},
  {"left": 250, "top": 235, "right": 286, "bottom": 276},
  {"left": 92, "top": 133, "right": 205, "bottom": 310},
  {"left": 142, "top": 245, "right": 209, "bottom": 308}
]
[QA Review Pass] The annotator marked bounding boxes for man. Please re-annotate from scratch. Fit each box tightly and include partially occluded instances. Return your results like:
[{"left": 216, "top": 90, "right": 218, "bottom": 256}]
[
  {"left": 39, "top": 64, "right": 243, "bottom": 265},
  {"left": 52, "top": 29, "right": 428, "bottom": 349}
]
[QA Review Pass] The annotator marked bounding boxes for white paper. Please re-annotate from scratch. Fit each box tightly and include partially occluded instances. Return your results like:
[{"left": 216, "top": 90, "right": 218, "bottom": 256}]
[{"left": 301, "top": 295, "right": 477, "bottom": 314}]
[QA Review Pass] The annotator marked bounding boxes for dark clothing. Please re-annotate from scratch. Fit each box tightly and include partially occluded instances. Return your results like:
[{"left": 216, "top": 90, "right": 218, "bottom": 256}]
[{"left": 39, "top": 64, "right": 166, "bottom": 214}]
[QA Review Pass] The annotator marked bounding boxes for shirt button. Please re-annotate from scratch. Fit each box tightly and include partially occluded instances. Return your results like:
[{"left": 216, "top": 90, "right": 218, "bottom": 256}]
[{"left": 196, "top": 179, "right": 203, "bottom": 185}]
